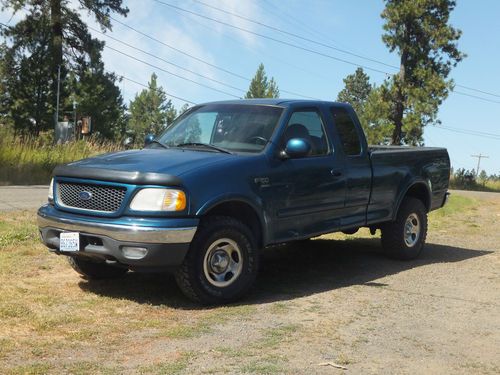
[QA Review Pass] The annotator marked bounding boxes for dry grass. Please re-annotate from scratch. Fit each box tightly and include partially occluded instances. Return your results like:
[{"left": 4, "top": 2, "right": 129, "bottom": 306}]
[
  {"left": 0, "top": 194, "right": 492, "bottom": 374},
  {"left": 0, "top": 129, "right": 122, "bottom": 185},
  {"left": 0, "top": 208, "right": 259, "bottom": 373}
]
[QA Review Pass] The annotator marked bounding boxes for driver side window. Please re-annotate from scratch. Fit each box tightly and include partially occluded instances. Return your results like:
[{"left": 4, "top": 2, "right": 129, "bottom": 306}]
[{"left": 282, "top": 110, "right": 329, "bottom": 156}]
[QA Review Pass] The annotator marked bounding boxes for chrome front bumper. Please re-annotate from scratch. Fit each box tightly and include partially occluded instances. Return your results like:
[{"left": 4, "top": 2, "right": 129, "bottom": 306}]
[
  {"left": 37, "top": 205, "right": 199, "bottom": 268},
  {"left": 37, "top": 207, "right": 197, "bottom": 244}
]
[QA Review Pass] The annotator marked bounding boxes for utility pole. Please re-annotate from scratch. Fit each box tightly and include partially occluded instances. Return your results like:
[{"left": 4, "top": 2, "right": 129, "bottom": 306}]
[
  {"left": 54, "top": 64, "right": 61, "bottom": 135},
  {"left": 73, "top": 99, "right": 77, "bottom": 141},
  {"left": 471, "top": 154, "right": 489, "bottom": 176}
]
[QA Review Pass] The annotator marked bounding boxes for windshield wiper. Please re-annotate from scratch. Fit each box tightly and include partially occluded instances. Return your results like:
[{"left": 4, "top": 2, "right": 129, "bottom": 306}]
[{"left": 176, "top": 142, "right": 233, "bottom": 154}]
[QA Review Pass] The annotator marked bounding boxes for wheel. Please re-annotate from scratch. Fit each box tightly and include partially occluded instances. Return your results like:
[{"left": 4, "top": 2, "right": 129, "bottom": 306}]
[
  {"left": 175, "top": 216, "right": 259, "bottom": 304},
  {"left": 381, "top": 197, "right": 428, "bottom": 260},
  {"left": 67, "top": 256, "right": 128, "bottom": 279}
]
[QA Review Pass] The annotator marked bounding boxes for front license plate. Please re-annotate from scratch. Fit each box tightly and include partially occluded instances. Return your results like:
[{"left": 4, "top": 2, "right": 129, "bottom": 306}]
[{"left": 60, "top": 232, "right": 80, "bottom": 252}]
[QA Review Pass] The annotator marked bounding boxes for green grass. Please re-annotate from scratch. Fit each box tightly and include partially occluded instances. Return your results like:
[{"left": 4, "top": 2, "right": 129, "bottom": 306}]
[
  {"left": 0, "top": 210, "right": 39, "bottom": 247},
  {"left": 260, "top": 324, "right": 300, "bottom": 348},
  {"left": 430, "top": 194, "right": 476, "bottom": 218},
  {"left": 240, "top": 360, "right": 286, "bottom": 374},
  {"left": 0, "top": 129, "right": 122, "bottom": 185},
  {"left": 138, "top": 352, "right": 195, "bottom": 375}
]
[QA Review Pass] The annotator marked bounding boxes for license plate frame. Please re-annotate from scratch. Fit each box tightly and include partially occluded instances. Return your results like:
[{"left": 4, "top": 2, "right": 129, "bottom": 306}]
[{"left": 59, "top": 232, "right": 80, "bottom": 252}]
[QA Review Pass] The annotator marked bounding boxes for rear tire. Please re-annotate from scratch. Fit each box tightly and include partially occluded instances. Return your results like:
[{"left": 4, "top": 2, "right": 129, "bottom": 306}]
[
  {"left": 68, "top": 257, "right": 128, "bottom": 279},
  {"left": 175, "top": 216, "right": 259, "bottom": 305},
  {"left": 381, "top": 197, "right": 428, "bottom": 260}
]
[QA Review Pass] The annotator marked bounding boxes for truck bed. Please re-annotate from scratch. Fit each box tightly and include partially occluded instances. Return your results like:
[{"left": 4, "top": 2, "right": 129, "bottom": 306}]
[{"left": 366, "top": 145, "right": 450, "bottom": 225}]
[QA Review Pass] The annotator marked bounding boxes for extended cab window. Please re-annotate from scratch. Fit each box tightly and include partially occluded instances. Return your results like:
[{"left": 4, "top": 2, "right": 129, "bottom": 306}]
[
  {"left": 331, "top": 107, "right": 362, "bottom": 156},
  {"left": 282, "top": 110, "right": 329, "bottom": 156}
]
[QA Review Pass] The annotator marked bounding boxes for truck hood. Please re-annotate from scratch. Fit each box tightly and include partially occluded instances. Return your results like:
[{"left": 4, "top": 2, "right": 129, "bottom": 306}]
[{"left": 53, "top": 148, "right": 235, "bottom": 186}]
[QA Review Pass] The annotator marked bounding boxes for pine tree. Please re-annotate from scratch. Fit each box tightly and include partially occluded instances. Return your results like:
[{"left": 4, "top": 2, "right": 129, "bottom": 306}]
[
  {"left": 128, "top": 73, "right": 176, "bottom": 139},
  {"left": 245, "top": 63, "right": 280, "bottom": 99},
  {"left": 381, "top": 0, "right": 464, "bottom": 145},
  {"left": 0, "top": 0, "right": 128, "bottom": 136},
  {"left": 337, "top": 68, "right": 372, "bottom": 118},
  {"left": 359, "top": 85, "right": 394, "bottom": 145}
]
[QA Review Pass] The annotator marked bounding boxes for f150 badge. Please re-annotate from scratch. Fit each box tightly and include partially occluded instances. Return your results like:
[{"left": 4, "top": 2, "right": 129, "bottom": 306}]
[{"left": 254, "top": 177, "right": 270, "bottom": 187}]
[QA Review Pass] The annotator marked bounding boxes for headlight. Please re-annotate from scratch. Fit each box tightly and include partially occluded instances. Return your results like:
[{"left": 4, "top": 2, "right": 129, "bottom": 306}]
[
  {"left": 130, "top": 188, "right": 186, "bottom": 211},
  {"left": 48, "top": 178, "right": 54, "bottom": 202}
]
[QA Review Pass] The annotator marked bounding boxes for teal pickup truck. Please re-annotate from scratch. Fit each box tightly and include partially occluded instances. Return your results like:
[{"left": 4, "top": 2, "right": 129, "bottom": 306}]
[{"left": 38, "top": 99, "right": 450, "bottom": 304}]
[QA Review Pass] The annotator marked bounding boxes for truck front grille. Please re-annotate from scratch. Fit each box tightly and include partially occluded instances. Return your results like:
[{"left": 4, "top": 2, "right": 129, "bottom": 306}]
[{"left": 56, "top": 182, "right": 127, "bottom": 213}]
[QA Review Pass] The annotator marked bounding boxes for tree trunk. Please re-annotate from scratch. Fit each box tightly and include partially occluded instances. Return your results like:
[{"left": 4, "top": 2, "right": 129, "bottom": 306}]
[
  {"left": 392, "top": 51, "right": 407, "bottom": 145},
  {"left": 392, "top": 30, "right": 408, "bottom": 146},
  {"left": 50, "top": 0, "right": 62, "bottom": 121},
  {"left": 392, "top": 86, "right": 404, "bottom": 145}
]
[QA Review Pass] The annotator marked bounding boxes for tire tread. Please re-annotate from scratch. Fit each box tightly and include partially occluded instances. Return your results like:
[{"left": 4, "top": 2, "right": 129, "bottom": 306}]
[{"left": 381, "top": 197, "right": 428, "bottom": 260}]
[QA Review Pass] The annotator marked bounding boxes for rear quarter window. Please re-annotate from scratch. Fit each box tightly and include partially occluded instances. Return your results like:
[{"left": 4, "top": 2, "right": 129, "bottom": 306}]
[{"left": 330, "top": 107, "right": 362, "bottom": 156}]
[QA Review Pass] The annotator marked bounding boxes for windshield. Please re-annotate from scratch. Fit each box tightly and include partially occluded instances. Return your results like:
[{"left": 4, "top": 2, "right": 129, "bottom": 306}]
[{"left": 156, "top": 104, "right": 284, "bottom": 153}]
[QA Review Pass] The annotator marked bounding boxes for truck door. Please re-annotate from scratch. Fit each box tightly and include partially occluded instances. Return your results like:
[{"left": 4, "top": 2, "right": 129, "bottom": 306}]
[
  {"left": 329, "top": 106, "right": 372, "bottom": 227},
  {"left": 269, "top": 107, "right": 347, "bottom": 241}
]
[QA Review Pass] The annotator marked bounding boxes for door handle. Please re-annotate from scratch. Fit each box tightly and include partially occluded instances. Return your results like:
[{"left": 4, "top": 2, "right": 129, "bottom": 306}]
[{"left": 331, "top": 170, "right": 342, "bottom": 177}]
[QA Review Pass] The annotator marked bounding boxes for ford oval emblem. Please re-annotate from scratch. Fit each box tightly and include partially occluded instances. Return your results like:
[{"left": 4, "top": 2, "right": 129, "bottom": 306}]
[{"left": 79, "top": 191, "right": 92, "bottom": 201}]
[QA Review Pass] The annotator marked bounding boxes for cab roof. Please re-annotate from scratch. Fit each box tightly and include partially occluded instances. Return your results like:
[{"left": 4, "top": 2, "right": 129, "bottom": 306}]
[{"left": 197, "top": 98, "right": 352, "bottom": 108}]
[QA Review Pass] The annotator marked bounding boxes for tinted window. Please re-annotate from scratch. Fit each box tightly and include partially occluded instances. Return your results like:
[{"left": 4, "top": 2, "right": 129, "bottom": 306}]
[
  {"left": 282, "top": 110, "right": 329, "bottom": 156},
  {"left": 331, "top": 107, "right": 361, "bottom": 156}
]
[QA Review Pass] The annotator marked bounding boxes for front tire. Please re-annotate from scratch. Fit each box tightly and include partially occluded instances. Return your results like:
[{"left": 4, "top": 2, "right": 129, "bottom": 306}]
[
  {"left": 175, "top": 216, "right": 259, "bottom": 305},
  {"left": 381, "top": 197, "right": 428, "bottom": 260},
  {"left": 68, "top": 256, "right": 128, "bottom": 279}
]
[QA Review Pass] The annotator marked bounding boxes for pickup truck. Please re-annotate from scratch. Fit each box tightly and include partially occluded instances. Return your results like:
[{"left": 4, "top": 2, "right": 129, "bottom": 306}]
[{"left": 38, "top": 99, "right": 450, "bottom": 304}]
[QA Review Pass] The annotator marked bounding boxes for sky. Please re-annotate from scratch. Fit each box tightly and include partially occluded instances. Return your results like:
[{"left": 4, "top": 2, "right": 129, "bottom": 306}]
[{"left": 1, "top": 0, "right": 499, "bottom": 174}]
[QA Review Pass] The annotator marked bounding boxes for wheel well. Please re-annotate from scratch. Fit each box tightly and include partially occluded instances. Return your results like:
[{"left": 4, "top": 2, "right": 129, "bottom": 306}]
[
  {"left": 203, "top": 201, "right": 263, "bottom": 247},
  {"left": 404, "top": 183, "right": 431, "bottom": 212}
]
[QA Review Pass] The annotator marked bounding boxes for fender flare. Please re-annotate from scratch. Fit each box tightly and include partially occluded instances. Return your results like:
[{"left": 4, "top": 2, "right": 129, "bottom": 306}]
[
  {"left": 393, "top": 179, "right": 432, "bottom": 220},
  {"left": 196, "top": 194, "right": 270, "bottom": 245}
]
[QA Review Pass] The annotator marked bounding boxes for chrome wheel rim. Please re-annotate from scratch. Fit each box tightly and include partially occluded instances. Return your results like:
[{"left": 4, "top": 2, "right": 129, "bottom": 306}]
[
  {"left": 404, "top": 213, "right": 420, "bottom": 247},
  {"left": 203, "top": 238, "right": 243, "bottom": 287}
]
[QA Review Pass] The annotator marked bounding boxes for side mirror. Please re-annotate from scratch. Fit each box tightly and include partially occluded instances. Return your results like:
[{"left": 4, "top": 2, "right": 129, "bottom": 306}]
[
  {"left": 281, "top": 138, "right": 311, "bottom": 159},
  {"left": 144, "top": 134, "right": 155, "bottom": 146}
]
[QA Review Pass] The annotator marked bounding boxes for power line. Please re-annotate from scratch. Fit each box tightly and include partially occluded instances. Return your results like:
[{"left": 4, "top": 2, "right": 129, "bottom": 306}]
[
  {"left": 114, "top": 72, "right": 197, "bottom": 105},
  {"left": 163, "top": 3, "right": 330, "bottom": 94},
  {"left": 166, "top": 0, "right": 500, "bottom": 103},
  {"left": 189, "top": 0, "right": 398, "bottom": 70},
  {"left": 432, "top": 125, "right": 500, "bottom": 140},
  {"left": 455, "top": 84, "right": 500, "bottom": 99},
  {"left": 259, "top": 0, "right": 339, "bottom": 45},
  {"left": 108, "top": 15, "right": 248, "bottom": 81},
  {"left": 452, "top": 90, "right": 500, "bottom": 104},
  {"left": 440, "top": 126, "right": 500, "bottom": 138},
  {"left": 152, "top": 0, "right": 390, "bottom": 75},
  {"left": 104, "top": 45, "right": 241, "bottom": 98},
  {"left": 89, "top": 25, "right": 245, "bottom": 94},
  {"left": 107, "top": 15, "right": 318, "bottom": 99}
]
